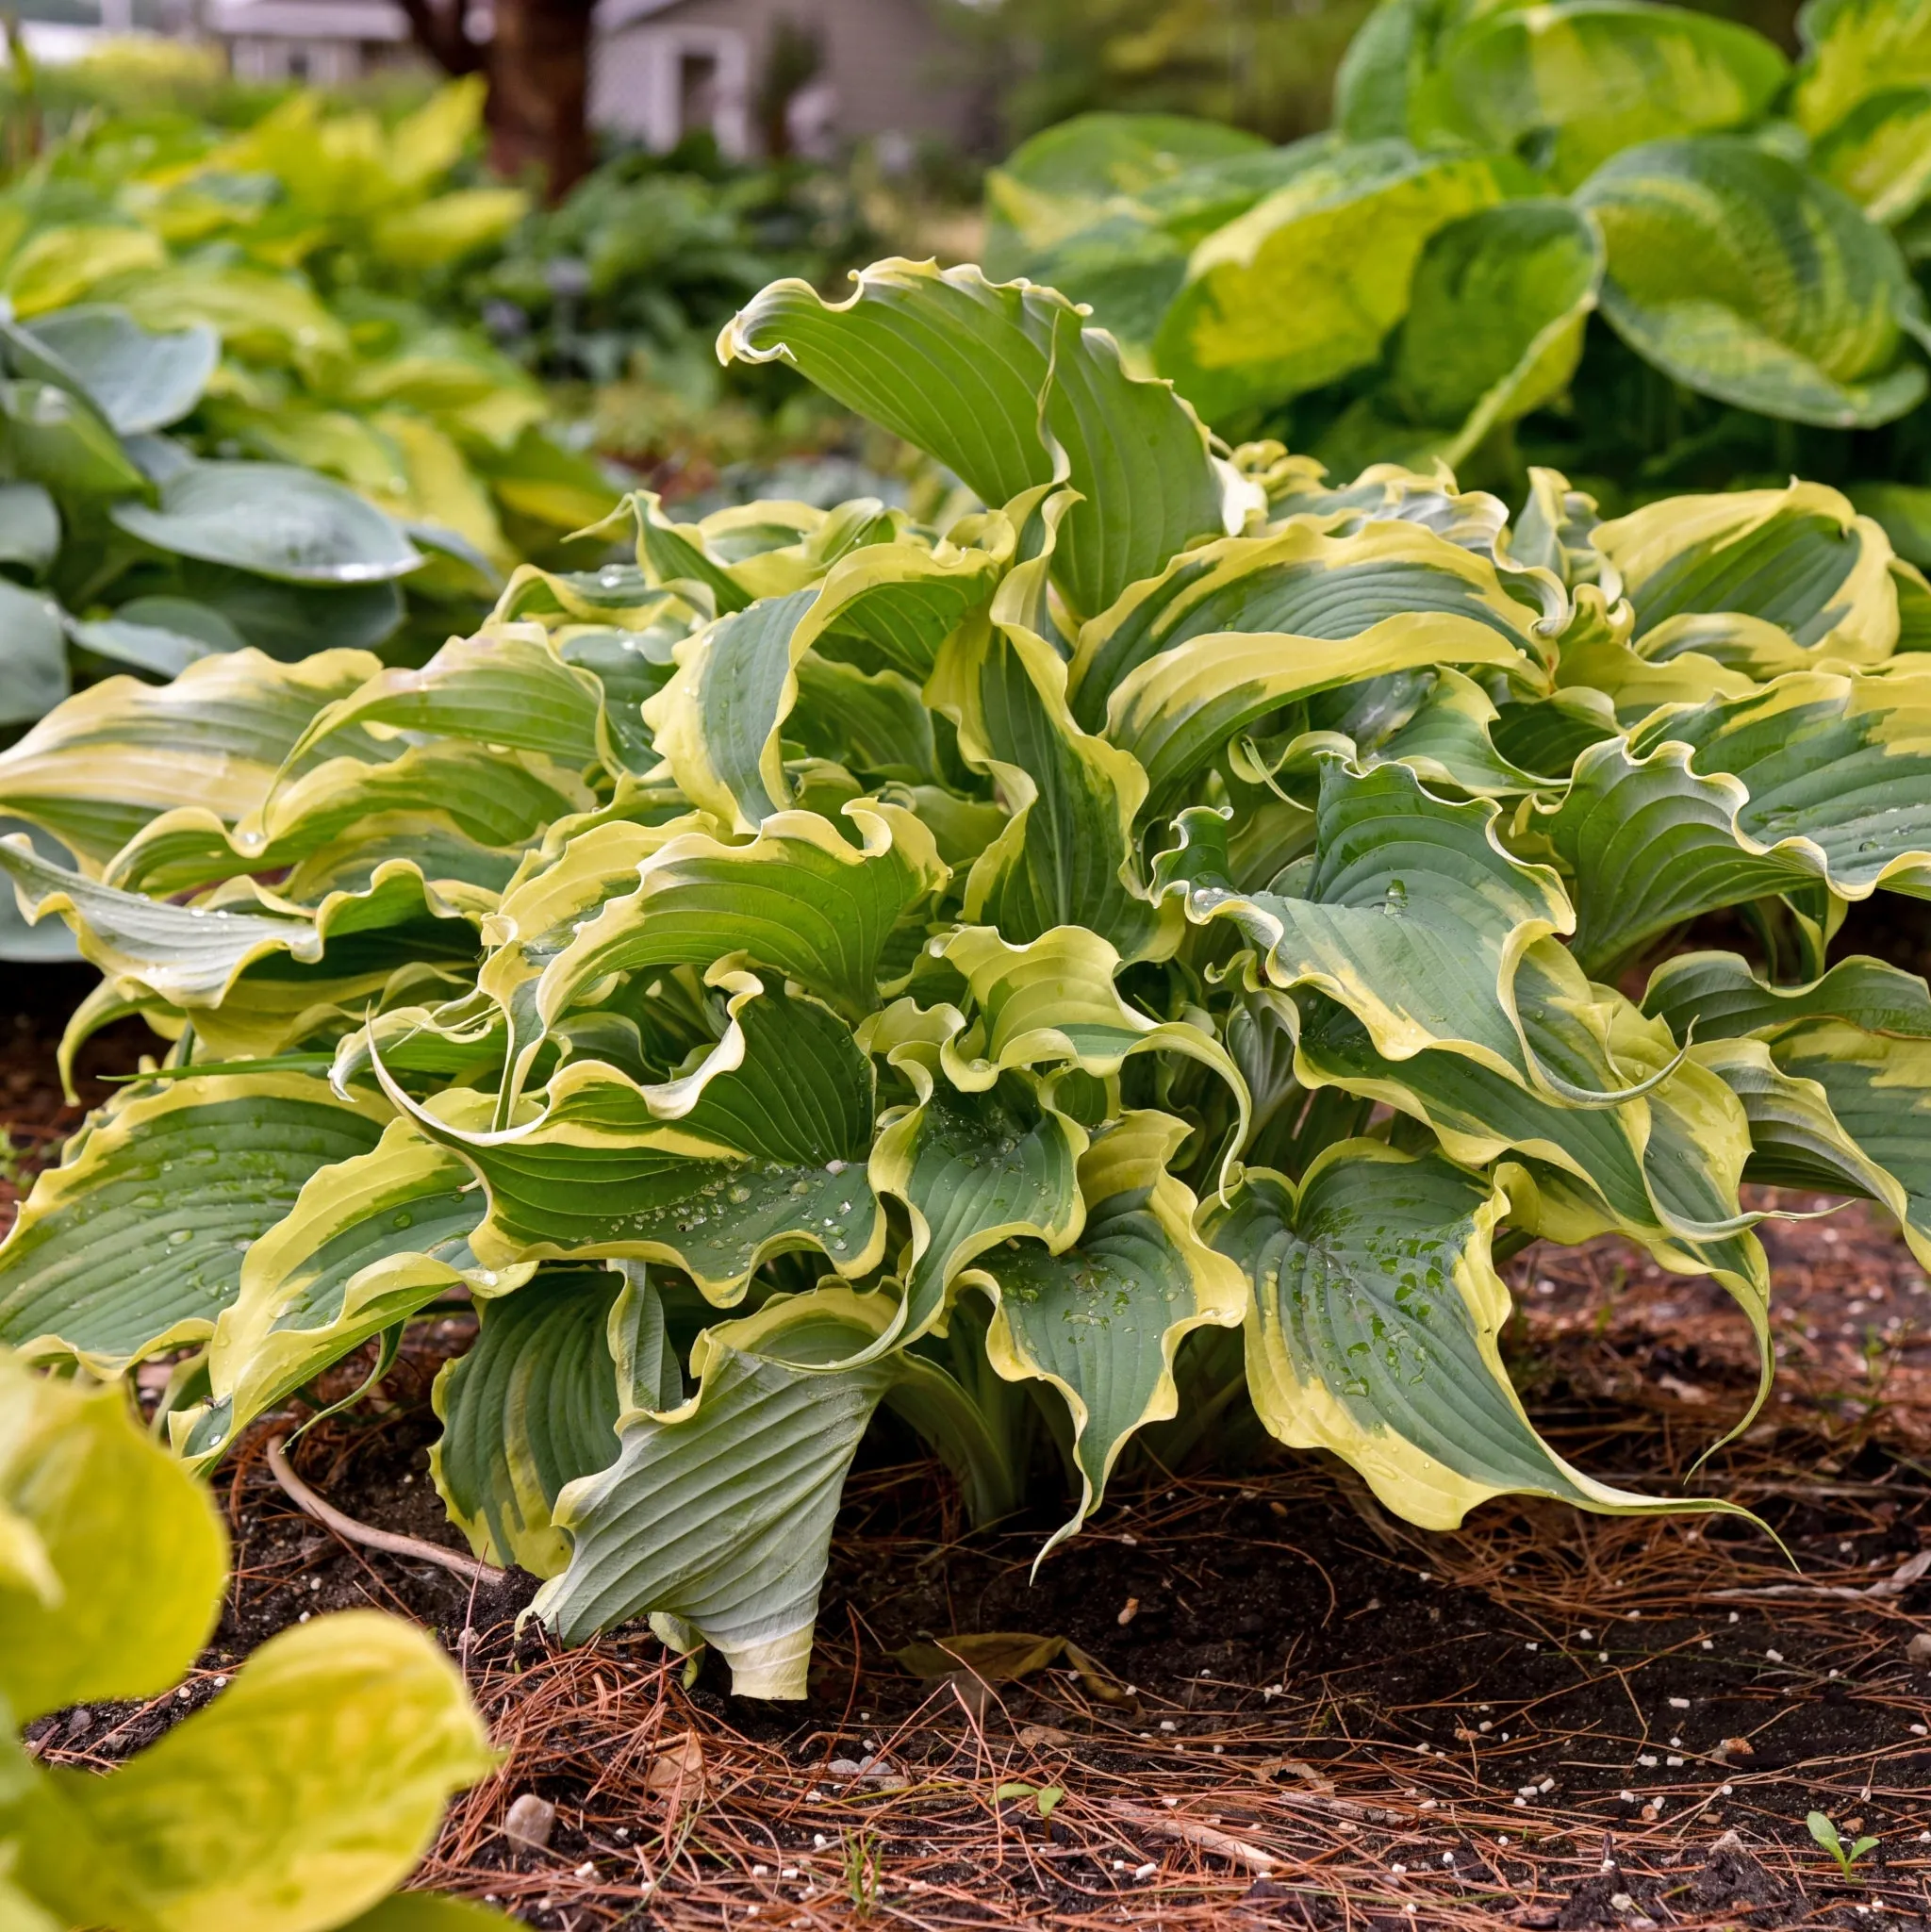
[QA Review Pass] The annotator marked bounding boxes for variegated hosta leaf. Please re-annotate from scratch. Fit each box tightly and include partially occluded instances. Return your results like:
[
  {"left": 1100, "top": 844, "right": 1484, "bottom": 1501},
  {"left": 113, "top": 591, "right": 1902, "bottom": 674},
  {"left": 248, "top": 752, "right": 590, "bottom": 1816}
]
[
  {"left": 432, "top": 1263, "right": 674, "bottom": 1576},
  {"left": 642, "top": 526, "right": 1005, "bottom": 831},
  {"left": 396, "top": 976, "right": 884, "bottom": 1297},
  {"left": 719, "top": 258, "right": 1229, "bottom": 619},
  {"left": 1812, "top": 86, "right": 1931, "bottom": 226},
  {"left": 1574, "top": 136, "right": 1929, "bottom": 430},
  {"left": 0, "top": 1074, "right": 390, "bottom": 1376},
  {"left": 1795, "top": 0, "right": 1931, "bottom": 140},
  {"left": 1591, "top": 483, "right": 1905, "bottom": 677},
  {"left": 172, "top": 1122, "right": 521, "bottom": 1465},
  {"left": 532, "top": 801, "right": 948, "bottom": 1034},
  {"left": 1206, "top": 1142, "right": 1752, "bottom": 1529},
  {"left": 0, "top": 649, "right": 382, "bottom": 865},
  {"left": 1408, "top": 2, "right": 1788, "bottom": 190},
  {"left": 962, "top": 1111, "right": 1246, "bottom": 1554},
  {"left": 1540, "top": 668, "right": 1931, "bottom": 973},
  {"left": 1157, "top": 758, "right": 1576, "bottom": 1085},
  {"left": 1642, "top": 947, "right": 1931, "bottom": 1044},
  {"left": 534, "top": 1285, "right": 902, "bottom": 1695},
  {"left": 1374, "top": 668, "right": 1564, "bottom": 797},
  {"left": 929, "top": 502, "right": 1175, "bottom": 958}
]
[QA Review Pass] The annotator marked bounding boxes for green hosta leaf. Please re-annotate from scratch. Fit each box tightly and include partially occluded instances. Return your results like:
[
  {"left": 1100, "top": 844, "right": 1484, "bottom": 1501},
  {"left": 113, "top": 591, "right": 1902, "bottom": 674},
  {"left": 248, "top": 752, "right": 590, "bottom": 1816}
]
[
  {"left": 17, "top": 1612, "right": 495, "bottom": 1932},
  {"left": 988, "top": 111, "right": 1269, "bottom": 230},
  {"left": 1151, "top": 142, "right": 1528, "bottom": 423},
  {"left": 0, "top": 1356, "right": 226, "bottom": 1724},
  {"left": 535, "top": 1285, "right": 904, "bottom": 1694},
  {"left": 0, "top": 377, "right": 147, "bottom": 500},
  {"left": 1593, "top": 483, "right": 1905, "bottom": 676},
  {"left": 403, "top": 975, "right": 883, "bottom": 1297},
  {"left": 1540, "top": 668, "right": 1931, "bottom": 972},
  {"left": 1332, "top": 0, "right": 1518, "bottom": 140},
  {"left": 341, "top": 1898, "right": 509, "bottom": 1931},
  {"left": 0, "top": 1073, "right": 389, "bottom": 1375},
  {"left": 113, "top": 462, "right": 422, "bottom": 585},
  {"left": 433, "top": 1264, "right": 672, "bottom": 1576},
  {"left": 1410, "top": 1, "right": 1789, "bottom": 190},
  {"left": 14, "top": 305, "right": 219, "bottom": 437},
  {"left": 0, "top": 582, "right": 67, "bottom": 732},
  {"left": 1205, "top": 1143, "right": 1747, "bottom": 1528},
  {"left": 929, "top": 505, "right": 1174, "bottom": 958},
  {"left": 174, "top": 1123, "right": 518, "bottom": 1466},
  {"left": 790, "top": 656, "right": 943, "bottom": 786},
  {"left": 1157, "top": 758, "right": 1575, "bottom": 1083},
  {"left": 1574, "top": 137, "right": 1928, "bottom": 430},
  {"left": 1387, "top": 201, "right": 1603, "bottom": 463},
  {"left": 535, "top": 801, "right": 948, "bottom": 1030},
  {"left": 643, "top": 532, "right": 1003, "bottom": 831},
  {"left": 720, "top": 258, "right": 1227, "bottom": 619},
  {"left": 1813, "top": 86, "right": 1931, "bottom": 225},
  {"left": 1795, "top": 0, "right": 1931, "bottom": 139},
  {"left": 0, "top": 647, "right": 381, "bottom": 865},
  {"left": 965, "top": 1111, "right": 1246, "bottom": 1553}
]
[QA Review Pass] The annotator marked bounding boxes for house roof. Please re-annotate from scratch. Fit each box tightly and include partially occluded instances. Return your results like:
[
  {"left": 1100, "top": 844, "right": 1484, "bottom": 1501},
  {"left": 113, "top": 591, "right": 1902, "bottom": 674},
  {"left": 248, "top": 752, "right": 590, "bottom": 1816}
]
[{"left": 203, "top": 0, "right": 695, "bottom": 39}]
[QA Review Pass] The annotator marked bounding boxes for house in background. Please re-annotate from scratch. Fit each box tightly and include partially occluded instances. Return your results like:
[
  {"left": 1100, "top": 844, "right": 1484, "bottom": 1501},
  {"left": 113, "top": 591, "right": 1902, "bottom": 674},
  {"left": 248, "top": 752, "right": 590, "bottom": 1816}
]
[{"left": 201, "top": 0, "right": 977, "bottom": 156}]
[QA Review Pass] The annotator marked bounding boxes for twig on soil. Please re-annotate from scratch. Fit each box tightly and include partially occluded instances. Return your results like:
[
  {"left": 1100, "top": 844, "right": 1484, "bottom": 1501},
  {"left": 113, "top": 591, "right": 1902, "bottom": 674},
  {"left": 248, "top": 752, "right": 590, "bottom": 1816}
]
[
  {"left": 1708, "top": 1548, "right": 1931, "bottom": 1602},
  {"left": 265, "top": 1435, "right": 506, "bottom": 1589},
  {"left": 1105, "top": 1800, "right": 1280, "bottom": 1873}
]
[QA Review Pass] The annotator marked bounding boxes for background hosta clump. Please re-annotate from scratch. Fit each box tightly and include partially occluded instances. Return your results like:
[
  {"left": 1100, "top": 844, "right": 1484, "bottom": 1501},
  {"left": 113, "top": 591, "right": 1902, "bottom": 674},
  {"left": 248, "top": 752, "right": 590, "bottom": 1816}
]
[
  {"left": 982, "top": 0, "right": 1931, "bottom": 531},
  {"left": 8, "top": 260, "right": 1931, "bottom": 1698}
]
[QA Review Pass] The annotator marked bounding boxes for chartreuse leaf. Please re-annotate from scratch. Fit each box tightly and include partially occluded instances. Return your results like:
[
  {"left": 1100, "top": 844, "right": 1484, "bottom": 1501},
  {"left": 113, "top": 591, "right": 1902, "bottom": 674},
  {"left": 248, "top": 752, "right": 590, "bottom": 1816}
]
[
  {"left": 1574, "top": 137, "right": 1927, "bottom": 430},
  {"left": 1795, "top": 0, "right": 1931, "bottom": 140},
  {"left": 432, "top": 1263, "right": 673, "bottom": 1575},
  {"left": 0, "top": 1074, "right": 389, "bottom": 1376},
  {"left": 1206, "top": 1143, "right": 1750, "bottom": 1528},
  {"left": 1158, "top": 758, "right": 1575, "bottom": 1085},
  {"left": 1540, "top": 668, "right": 1931, "bottom": 973},
  {"left": 341, "top": 1897, "right": 507, "bottom": 1931},
  {"left": 964, "top": 1111, "right": 1246, "bottom": 1554},
  {"left": 1409, "top": 1, "right": 1788, "bottom": 190},
  {"left": 535, "top": 800, "right": 948, "bottom": 1031},
  {"left": 1812, "top": 86, "right": 1931, "bottom": 225},
  {"left": 0, "top": 647, "right": 382, "bottom": 865},
  {"left": 398, "top": 975, "right": 884, "bottom": 1299},
  {"left": 16, "top": 1612, "right": 495, "bottom": 1932},
  {"left": 720, "top": 258, "right": 1227, "bottom": 619},
  {"left": 535, "top": 1284, "right": 902, "bottom": 1694},
  {"left": 1151, "top": 143, "right": 1527, "bottom": 423},
  {"left": 0, "top": 1355, "right": 226, "bottom": 1724},
  {"left": 172, "top": 1122, "right": 521, "bottom": 1466},
  {"left": 643, "top": 526, "right": 1005, "bottom": 830},
  {"left": 1591, "top": 484, "right": 1906, "bottom": 676}
]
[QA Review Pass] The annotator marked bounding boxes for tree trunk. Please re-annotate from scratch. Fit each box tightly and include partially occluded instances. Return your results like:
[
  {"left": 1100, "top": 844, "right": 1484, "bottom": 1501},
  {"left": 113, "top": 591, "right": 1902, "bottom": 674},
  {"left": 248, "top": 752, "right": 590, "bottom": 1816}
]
[{"left": 485, "top": 0, "right": 596, "bottom": 199}]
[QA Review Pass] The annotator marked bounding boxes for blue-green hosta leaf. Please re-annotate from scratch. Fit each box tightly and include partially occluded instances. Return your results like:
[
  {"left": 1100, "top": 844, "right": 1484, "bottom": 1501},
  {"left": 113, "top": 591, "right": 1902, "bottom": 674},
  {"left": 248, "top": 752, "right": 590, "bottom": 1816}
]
[
  {"left": 112, "top": 461, "right": 423, "bottom": 585},
  {"left": 1410, "top": 1, "right": 1788, "bottom": 190},
  {"left": 0, "top": 581, "right": 67, "bottom": 731},
  {"left": 0, "top": 1355, "right": 226, "bottom": 1725},
  {"left": 399, "top": 976, "right": 883, "bottom": 1299},
  {"left": 1794, "top": 0, "right": 1931, "bottom": 139},
  {"left": 70, "top": 596, "right": 249, "bottom": 680},
  {"left": 0, "top": 480, "right": 58, "bottom": 575},
  {"left": 1157, "top": 758, "right": 1575, "bottom": 1084},
  {"left": 178, "top": 565, "right": 404, "bottom": 663},
  {"left": 1205, "top": 1142, "right": 1751, "bottom": 1528},
  {"left": 1540, "top": 667, "right": 1931, "bottom": 972},
  {"left": 720, "top": 258, "right": 1228, "bottom": 619},
  {"left": 534, "top": 800, "right": 949, "bottom": 1030},
  {"left": 1374, "top": 668, "right": 1565, "bottom": 796},
  {"left": 643, "top": 532, "right": 1003, "bottom": 831},
  {"left": 0, "top": 377, "right": 147, "bottom": 499},
  {"left": 965, "top": 1111, "right": 1246, "bottom": 1554},
  {"left": 0, "top": 646, "right": 383, "bottom": 864},
  {"left": 1592, "top": 483, "right": 1906, "bottom": 676},
  {"left": 173, "top": 1123, "right": 522, "bottom": 1466},
  {"left": 928, "top": 504, "right": 1175, "bottom": 959},
  {"left": 1151, "top": 142, "right": 1530, "bottom": 423},
  {"left": 1387, "top": 201, "right": 1603, "bottom": 463},
  {"left": 432, "top": 1263, "right": 677, "bottom": 1576},
  {"left": 534, "top": 1285, "right": 906, "bottom": 1693},
  {"left": 1574, "top": 137, "right": 1928, "bottom": 430},
  {"left": 15, "top": 305, "right": 219, "bottom": 436},
  {"left": 1813, "top": 86, "right": 1931, "bottom": 225},
  {"left": 15, "top": 1613, "right": 494, "bottom": 1932},
  {"left": 0, "top": 1073, "right": 389, "bottom": 1375},
  {"left": 553, "top": 623, "right": 683, "bottom": 776}
]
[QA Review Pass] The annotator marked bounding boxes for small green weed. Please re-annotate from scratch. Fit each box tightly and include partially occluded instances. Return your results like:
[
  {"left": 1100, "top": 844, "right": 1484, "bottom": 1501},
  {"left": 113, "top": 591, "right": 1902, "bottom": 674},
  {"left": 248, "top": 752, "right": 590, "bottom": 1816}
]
[{"left": 1807, "top": 1810, "right": 1879, "bottom": 1881}]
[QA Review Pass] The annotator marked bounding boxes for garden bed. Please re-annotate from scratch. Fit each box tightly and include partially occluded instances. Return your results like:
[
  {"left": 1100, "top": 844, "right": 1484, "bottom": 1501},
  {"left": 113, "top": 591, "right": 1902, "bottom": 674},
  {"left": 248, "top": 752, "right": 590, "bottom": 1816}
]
[{"left": 8, "top": 985, "right": 1930, "bottom": 1931}]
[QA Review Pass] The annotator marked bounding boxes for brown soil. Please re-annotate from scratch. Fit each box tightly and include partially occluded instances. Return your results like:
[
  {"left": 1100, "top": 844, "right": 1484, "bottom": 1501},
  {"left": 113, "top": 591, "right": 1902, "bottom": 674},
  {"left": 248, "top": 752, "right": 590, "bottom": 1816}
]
[{"left": 9, "top": 987, "right": 1931, "bottom": 1930}]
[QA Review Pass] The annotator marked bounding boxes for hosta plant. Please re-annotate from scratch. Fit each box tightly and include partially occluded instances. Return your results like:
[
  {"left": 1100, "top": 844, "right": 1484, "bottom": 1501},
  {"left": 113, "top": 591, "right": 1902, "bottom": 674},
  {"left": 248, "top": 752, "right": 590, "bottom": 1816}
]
[
  {"left": 983, "top": 0, "right": 1931, "bottom": 524},
  {"left": 0, "top": 1348, "right": 499, "bottom": 1931},
  {"left": 8, "top": 262, "right": 1931, "bottom": 1696}
]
